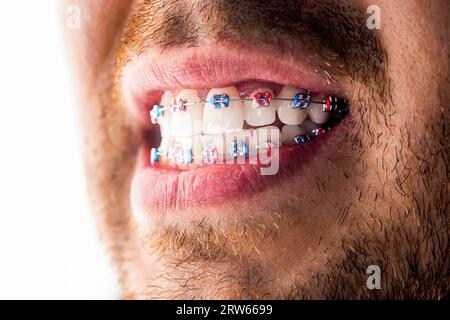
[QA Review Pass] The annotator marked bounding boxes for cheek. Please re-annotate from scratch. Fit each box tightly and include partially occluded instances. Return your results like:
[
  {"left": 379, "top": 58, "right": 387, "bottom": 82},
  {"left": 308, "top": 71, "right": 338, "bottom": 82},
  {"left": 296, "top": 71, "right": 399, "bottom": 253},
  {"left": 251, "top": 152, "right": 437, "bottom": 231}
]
[{"left": 376, "top": 0, "right": 444, "bottom": 129}]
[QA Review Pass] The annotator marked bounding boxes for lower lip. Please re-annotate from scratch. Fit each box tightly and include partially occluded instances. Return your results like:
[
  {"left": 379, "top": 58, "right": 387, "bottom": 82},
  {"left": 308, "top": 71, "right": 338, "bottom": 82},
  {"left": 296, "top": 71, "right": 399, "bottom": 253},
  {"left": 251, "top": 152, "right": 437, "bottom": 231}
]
[{"left": 131, "top": 125, "right": 343, "bottom": 214}]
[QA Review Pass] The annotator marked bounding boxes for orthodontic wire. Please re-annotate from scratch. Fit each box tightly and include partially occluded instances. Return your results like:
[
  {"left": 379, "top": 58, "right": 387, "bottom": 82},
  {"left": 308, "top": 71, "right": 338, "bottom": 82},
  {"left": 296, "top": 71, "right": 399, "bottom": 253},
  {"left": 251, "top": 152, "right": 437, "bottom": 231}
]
[{"left": 155, "top": 97, "right": 326, "bottom": 112}]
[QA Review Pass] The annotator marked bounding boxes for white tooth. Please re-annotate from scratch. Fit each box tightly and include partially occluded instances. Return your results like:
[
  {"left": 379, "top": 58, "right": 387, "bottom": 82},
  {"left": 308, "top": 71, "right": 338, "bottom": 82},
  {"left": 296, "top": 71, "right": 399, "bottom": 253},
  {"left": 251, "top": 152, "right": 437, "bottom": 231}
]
[
  {"left": 274, "top": 86, "right": 308, "bottom": 125},
  {"left": 159, "top": 92, "right": 173, "bottom": 137},
  {"left": 249, "top": 126, "right": 280, "bottom": 152},
  {"left": 159, "top": 136, "right": 173, "bottom": 155},
  {"left": 172, "top": 136, "right": 203, "bottom": 164},
  {"left": 203, "top": 87, "right": 244, "bottom": 134},
  {"left": 224, "top": 130, "right": 253, "bottom": 159},
  {"left": 224, "top": 130, "right": 252, "bottom": 146},
  {"left": 308, "top": 104, "right": 330, "bottom": 124},
  {"left": 170, "top": 89, "right": 203, "bottom": 137},
  {"left": 244, "top": 88, "right": 276, "bottom": 126},
  {"left": 192, "top": 136, "right": 203, "bottom": 163},
  {"left": 301, "top": 119, "right": 321, "bottom": 132},
  {"left": 202, "top": 134, "right": 226, "bottom": 158},
  {"left": 281, "top": 125, "right": 306, "bottom": 144}
]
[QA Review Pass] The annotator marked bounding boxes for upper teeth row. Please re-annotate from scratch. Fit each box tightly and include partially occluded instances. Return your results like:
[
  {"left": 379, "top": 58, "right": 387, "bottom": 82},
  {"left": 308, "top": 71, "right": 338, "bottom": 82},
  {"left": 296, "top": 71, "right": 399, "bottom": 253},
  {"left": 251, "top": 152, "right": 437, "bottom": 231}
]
[
  {"left": 150, "top": 90, "right": 348, "bottom": 125},
  {"left": 150, "top": 87, "right": 349, "bottom": 139}
]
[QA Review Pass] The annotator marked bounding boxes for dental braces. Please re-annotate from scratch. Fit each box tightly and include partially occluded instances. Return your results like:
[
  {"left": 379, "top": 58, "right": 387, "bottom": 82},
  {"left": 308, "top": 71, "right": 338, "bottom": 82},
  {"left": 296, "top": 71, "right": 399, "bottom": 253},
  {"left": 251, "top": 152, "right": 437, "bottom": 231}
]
[
  {"left": 150, "top": 124, "right": 334, "bottom": 165},
  {"left": 295, "top": 126, "right": 331, "bottom": 144},
  {"left": 151, "top": 140, "right": 281, "bottom": 165},
  {"left": 150, "top": 91, "right": 348, "bottom": 124},
  {"left": 149, "top": 90, "right": 348, "bottom": 164}
]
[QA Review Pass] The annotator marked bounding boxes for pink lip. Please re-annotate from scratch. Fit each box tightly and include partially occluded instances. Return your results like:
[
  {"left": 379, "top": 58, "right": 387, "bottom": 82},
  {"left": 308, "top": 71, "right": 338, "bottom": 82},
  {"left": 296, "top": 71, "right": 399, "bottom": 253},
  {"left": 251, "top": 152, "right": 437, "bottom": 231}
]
[
  {"left": 132, "top": 127, "right": 345, "bottom": 213},
  {"left": 122, "top": 44, "right": 348, "bottom": 214},
  {"left": 122, "top": 44, "right": 343, "bottom": 125}
]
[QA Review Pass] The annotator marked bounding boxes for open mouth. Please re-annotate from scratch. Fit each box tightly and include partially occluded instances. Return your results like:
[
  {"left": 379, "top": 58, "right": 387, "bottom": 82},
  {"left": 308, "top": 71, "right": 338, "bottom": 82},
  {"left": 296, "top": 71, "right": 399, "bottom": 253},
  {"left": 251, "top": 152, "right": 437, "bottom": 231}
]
[
  {"left": 123, "top": 45, "right": 350, "bottom": 214},
  {"left": 148, "top": 84, "right": 348, "bottom": 166}
]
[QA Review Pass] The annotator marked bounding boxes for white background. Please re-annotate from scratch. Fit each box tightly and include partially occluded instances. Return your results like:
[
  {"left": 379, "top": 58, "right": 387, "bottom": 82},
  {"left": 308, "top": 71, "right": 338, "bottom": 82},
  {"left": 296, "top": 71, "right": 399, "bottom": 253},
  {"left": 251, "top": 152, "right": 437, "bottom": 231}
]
[{"left": 0, "top": 1, "right": 119, "bottom": 299}]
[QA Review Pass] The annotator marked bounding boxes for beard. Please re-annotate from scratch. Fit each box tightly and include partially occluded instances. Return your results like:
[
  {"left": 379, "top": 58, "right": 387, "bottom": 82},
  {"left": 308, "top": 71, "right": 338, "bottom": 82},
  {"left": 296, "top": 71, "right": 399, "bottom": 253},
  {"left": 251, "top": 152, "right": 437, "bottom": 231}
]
[{"left": 83, "top": 67, "right": 449, "bottom": 300}]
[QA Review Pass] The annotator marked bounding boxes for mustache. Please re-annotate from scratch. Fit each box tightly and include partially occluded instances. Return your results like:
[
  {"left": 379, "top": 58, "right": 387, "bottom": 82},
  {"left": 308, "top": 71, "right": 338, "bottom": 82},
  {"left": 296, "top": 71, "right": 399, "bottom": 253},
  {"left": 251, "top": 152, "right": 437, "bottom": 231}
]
[{"left": 119, "top": 0, "right": 388, "bottom": 93}]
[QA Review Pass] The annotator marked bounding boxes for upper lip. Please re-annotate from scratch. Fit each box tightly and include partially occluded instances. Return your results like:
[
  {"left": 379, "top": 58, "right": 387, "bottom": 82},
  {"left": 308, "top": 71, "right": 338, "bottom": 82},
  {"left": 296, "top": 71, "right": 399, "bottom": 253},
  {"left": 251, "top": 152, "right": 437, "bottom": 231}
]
[{"left": 121, "top": 43, "right": 345, "bottom": 124}]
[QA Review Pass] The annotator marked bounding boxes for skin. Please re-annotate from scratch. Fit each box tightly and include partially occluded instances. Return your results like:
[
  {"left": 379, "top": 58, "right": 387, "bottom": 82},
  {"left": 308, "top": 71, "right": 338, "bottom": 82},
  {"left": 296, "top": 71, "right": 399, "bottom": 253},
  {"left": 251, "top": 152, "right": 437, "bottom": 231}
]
[{"left": 63, "top": 0, "right": 449, "bottom": 299}]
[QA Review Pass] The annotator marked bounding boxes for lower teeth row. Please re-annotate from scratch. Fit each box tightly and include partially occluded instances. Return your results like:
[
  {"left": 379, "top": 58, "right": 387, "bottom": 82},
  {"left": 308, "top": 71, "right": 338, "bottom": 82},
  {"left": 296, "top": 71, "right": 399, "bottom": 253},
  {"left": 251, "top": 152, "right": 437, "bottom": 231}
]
[
  {"left": 150, "top": 121, "right": 340, "bottom": 165},
  {"left": 151, "top": 139, "right": 277, "bottom": 166}
]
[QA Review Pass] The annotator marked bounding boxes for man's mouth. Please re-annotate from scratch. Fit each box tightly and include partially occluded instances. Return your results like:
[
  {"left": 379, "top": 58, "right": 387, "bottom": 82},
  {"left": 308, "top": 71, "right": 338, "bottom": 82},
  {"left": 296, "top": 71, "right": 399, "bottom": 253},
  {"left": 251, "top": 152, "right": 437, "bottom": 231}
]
[
  {"left": 122, "top": 45, "right": 350, "bottom": 215},
  {"left": 149, "top": 84, "right": 348, "bottom": 167}
]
